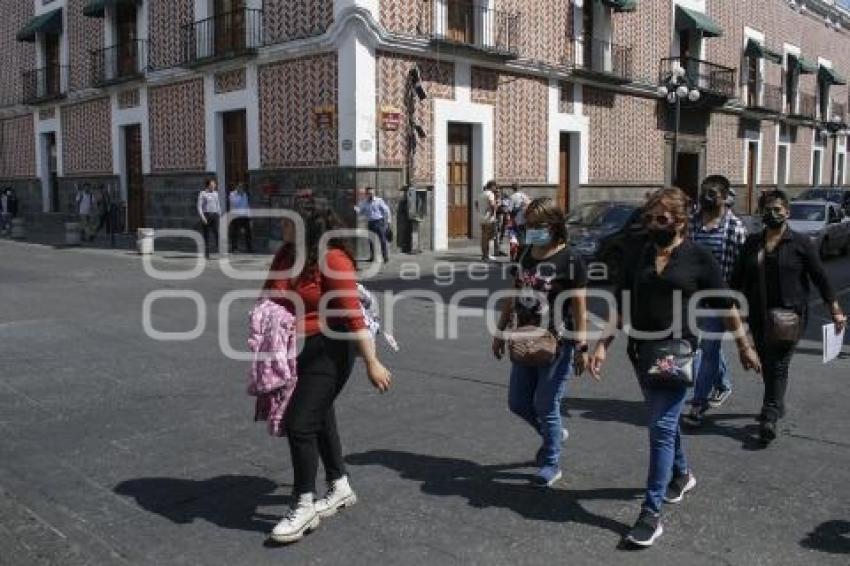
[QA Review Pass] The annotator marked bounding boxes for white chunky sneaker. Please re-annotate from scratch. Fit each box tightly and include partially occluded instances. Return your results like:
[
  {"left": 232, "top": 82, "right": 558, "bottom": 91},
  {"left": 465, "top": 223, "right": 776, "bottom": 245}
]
[
  {"left": 315, "top": 476, "right": 358, "bottom": 519},
  {"left": 270, "top": 494, "right": 320, "bottom": 544}
]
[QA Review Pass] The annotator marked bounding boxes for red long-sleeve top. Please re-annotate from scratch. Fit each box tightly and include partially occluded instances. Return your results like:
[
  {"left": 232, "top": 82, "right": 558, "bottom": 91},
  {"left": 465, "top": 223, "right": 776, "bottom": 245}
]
[{"left": 263, "top": 245, "right": 366, "bottom": 336}]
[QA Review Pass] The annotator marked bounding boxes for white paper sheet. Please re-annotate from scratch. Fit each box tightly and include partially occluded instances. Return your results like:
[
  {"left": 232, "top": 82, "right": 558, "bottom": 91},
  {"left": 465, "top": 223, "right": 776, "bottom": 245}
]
[{"left": 822, "top": 323, "right": 846, "bottom": 364}]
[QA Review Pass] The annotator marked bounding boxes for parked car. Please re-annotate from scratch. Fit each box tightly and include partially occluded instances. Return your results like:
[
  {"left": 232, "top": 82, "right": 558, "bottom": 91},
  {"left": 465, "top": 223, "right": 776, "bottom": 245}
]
[
  {"left": 793, "top": 187, "right": 850, "bottom": 215},
  {"left": 566, "top": 201, "right": 644, "bottom": 281},
  {"left": 787, "top": 200, "right": 850, "bottom": 259}
]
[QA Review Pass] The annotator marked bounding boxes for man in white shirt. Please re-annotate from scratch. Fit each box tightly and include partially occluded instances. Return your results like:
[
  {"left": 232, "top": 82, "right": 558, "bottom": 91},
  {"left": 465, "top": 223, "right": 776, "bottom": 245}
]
[
  {"left": 228, "top": 182, "right": 253, "bottom": 253},
  {"left": 76, "top": 185, "right": 96, "bottom": 241},
  {"left": 509, "top": 184, "right": 530, "bottom": 241},
  {"left": 475, "top": 181, "right": 497, "bottom": 261},
  {"left": 355, "top": 187, "right": 392, "bottom": 263},
  {"left": 197, "top": 178, "right": 222, "bottom": 259}
]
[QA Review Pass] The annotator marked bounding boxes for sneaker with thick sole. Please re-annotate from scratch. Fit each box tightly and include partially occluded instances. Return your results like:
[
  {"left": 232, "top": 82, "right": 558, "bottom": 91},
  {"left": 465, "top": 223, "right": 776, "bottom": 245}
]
[
  {"left": 533, "top": 465, "right": 562, "bottom": 487},
  {"left": 625, "top": 509, "right": 663, "bottom": 547},
  {"left": 707, "top": 387, "right": 732, "bottom": 409},
  {"left": 759, "top": 420, "right": 777, "bottom": 443},
  {"left": 681, "top": 404, "right": 706, "bottom": 427},
  {"left": 663, "top": 471, "right": 697, "bottom": 504},
  {"left": 535, "top": 428, "right": 569, "bottom": 466},
  {"left": 315, "top": 477, "right": 358, "bottom": 519},
  {"left": 270, "top": 497, "right": 320, "bottom": 544}
]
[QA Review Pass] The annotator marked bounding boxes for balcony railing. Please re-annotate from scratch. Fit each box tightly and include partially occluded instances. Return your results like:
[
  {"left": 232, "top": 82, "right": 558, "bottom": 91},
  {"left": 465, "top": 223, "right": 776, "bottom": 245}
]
[
  {"left": 749, "top": 83, "right": 783, "bottom": 113},
  {"left": 830, "top": 101, "right": 847, "bottom": 126},
  {"left": 659, "top": 57, "right": 736, "bottom": 99},
  {"left": 417, "top": 1, "right": 521, "bottom": 59},
  {"left": 791, "top": 92, "right": 817, "bottom": 120},
  {"left": 182, "top": 9, "right": 263, "bottom": 65},
  {"left": 91, "top": 40, "right": 148, "bottom": 87},
  {"left": 568, "top": 37, "right": 633, "bottom": 82},
  {"left": 22, "top": 65, "right": 68, "bottom": 104}
]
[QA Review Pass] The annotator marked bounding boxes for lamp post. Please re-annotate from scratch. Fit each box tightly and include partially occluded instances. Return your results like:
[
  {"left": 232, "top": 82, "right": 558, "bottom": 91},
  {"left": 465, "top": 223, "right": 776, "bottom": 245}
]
[{"left": 657, "top": 63, "right": 701, "bottom": 186}]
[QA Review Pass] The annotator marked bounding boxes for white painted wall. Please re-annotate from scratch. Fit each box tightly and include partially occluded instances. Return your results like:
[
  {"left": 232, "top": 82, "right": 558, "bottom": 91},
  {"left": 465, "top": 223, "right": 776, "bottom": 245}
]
[
  {"left": 334, "top": 0, "right": 379, "bottom": 19},
  {"left": 338, "top": 28, "right": 377, "bottom": 167}
]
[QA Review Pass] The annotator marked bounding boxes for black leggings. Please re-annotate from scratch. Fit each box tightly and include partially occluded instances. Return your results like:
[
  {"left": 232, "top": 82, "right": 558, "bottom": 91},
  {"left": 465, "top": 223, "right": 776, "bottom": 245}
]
[
  {"left": 755, "top": 340, "right": 795, "bottom": 423},
  {"left": 286, "top": 334, "right": 355, "bottom": 496}
]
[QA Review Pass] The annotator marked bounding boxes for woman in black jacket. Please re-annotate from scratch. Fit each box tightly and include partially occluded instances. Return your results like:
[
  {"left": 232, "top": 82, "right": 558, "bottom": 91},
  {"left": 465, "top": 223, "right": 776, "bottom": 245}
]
[{"left": 731, "top": 190, "right": 846, "bottom": 444}]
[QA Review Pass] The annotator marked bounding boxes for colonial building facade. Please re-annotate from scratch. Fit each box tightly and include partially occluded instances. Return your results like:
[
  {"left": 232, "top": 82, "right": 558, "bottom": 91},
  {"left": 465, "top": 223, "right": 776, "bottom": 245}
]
[{"left": 0, "top": 0, "right": 849, "bottom": 250}]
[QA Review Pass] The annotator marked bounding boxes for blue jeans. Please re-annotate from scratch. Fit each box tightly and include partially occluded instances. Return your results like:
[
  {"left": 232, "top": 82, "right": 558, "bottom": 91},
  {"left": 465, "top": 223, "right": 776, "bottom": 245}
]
[
  {"left": 641, "top": 383, "right": 691, "bottom": 515},
  {"left": 507, "top": 343, "right": 574, "bottom": 467},
  {"left": 367, "top": 219, "right": 389, "bottom": 262},
  {"left": 692, "top": 316, "right": 731, "bottom": 408}
]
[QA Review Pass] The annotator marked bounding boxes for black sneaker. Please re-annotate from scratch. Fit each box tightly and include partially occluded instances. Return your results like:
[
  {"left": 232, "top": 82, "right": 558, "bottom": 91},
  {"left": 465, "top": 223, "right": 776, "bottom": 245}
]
[
  {"left": 681, "top": 404, "right": 706, "bottom": 427},
  {"left": 663, "top": 471, "right": 696, "bottom": 504},
  {"left": 707, "top": 387, "right": 732, "bottom": 409},
  {"left": 759, "top": 420, "right": 777, "bottom": 443},
  {"left": 625, "top": 509, "right": 663, "bottom": 547}
]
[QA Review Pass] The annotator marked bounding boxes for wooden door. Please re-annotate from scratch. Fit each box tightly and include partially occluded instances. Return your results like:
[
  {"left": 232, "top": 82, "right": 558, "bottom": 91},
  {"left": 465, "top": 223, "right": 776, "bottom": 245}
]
[
  {"left": 747, "top": 55, "right": 759, "bottom": 107},
  {"left": 675, "top": 152, "right": 700, "bottom": 203},
  {"left": 44, "top": 34, "right": 60, "bottom": 96},
  {"left": 45, "top": 133, "right": 59, "bottom": 212},
  {"left": 558, "top": 133, "right": 571, "bottom": 211},
  {"left": 125, "top": 125, "right": 144, "bottom": 231},
  {"left": 116, "top": 3, "right": 137, "bottom": 77},
  {"left": 223, "top": 110, "right": 248, "bottom": 199},
  {"left": 447, "top": 1, "right": 473, "bottom": 43},
  {"left": 447, "top": 123, "right": 472, "bottom": 239},
  {"left": 746, "top": 142, "right": 757, "bottom": 214},
  {"left": 215, "top": 0, "right": 245, "bottom": 54}
]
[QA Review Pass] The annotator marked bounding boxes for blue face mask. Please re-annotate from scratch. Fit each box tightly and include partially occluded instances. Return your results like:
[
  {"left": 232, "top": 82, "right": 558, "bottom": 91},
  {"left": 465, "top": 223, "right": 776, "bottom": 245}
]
[{"left": 525, "top": 228, "right": 552, "bottom": 246}]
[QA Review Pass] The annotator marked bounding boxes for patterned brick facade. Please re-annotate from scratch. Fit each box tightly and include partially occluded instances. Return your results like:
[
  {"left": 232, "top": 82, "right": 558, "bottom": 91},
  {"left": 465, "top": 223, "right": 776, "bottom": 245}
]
[
  {"left": 61, "top": 98, "right": 113, "bottom": 175},
  {"left": 706, "top": 112, "right": 744, "bottom": 185},
  {"left": 148, "top": 0, "right": 193, "bottom": 70},
  {"left": 500, "top": 0, "right": 571, "bottom": 66},
  {"left": 258, "top": 54, "right": 339, "bottom": 168},
  {"left": 117, "top": 89, "right": 140, "bottom": 109},
  {"left": 376, "top": 51, "right": 455, "bottom": 183},
  {"left": 148, "top": 80, "right": 206, "bottom": 172},
  {"left": 264, "top": 0, "right": 334, "bottom": 44},
  {"left": 0, "top": 0, "right": 35, "bottom": 108},
  {"left": 214, "top": 68, "right": 247, "bottom": 94},
  {"left": 559, "top": 81, "right": 573, "bottom": 114},
  {"left": 380, "top": 0, "right": 423, "bottom": 36},
  {"left": 0, "top": 115, "right": 36, "bottom": 178},
  {"left": 67, "top": 0, "right": 103, "bottom": 91}
]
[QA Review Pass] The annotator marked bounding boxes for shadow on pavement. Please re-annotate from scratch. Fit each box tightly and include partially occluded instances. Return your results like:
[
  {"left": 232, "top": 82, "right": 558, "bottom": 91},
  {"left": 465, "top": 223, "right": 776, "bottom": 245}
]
[
  {"left": 800, "top": 520, "right": 850, "bottom": 555},
  {"left": 114, "top": 475, "right": 290, "bottom": 533},
  {"left": 346, "top": 449, "right": 639, "bottom": 537}
]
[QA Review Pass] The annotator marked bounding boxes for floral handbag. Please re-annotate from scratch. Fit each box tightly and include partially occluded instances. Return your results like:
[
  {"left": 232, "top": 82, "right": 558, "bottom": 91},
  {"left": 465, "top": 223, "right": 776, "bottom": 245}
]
[{"left": 636, "top": 339, "right": 696, "bottom": 388}]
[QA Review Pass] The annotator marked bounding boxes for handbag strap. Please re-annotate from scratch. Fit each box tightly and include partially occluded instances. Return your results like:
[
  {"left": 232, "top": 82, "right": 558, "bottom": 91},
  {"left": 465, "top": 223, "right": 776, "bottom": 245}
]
[{"left": 756, "top": 240, "right": 770, "bottom": 330}]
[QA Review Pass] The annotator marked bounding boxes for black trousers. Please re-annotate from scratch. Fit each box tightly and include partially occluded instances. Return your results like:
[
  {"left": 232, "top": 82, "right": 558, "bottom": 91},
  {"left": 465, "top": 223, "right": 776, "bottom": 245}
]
[
  {"left": 367, "top": 219, "right": 389, "bottom": 262},
  {"left": 755, "top": 339, "right": 795, "bottom": 423},
  {"left": 229, "top": 217, "right": 253, "bottom": 252},
  {"left": 285, "top": 334, "right": 355, "bottom": 496},
  {"left": 201, "top": 213, "right": 220, "bottom": 257}
]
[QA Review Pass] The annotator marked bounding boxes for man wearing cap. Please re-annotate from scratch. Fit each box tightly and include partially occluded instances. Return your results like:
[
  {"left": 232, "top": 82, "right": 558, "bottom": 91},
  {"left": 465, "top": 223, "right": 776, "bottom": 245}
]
[{"left": 684, "top": 174, "right": 748, "bottom": 427}]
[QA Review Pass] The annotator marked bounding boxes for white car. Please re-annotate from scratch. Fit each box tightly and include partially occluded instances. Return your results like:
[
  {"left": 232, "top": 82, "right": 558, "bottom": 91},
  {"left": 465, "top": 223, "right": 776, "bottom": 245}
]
[{"left": 787, "top": 200, "right": 850, "bottom": 259}]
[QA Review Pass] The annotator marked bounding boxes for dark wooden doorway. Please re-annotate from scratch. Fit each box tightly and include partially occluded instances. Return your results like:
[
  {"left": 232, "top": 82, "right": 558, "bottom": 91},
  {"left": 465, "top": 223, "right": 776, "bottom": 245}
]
[
  {"left": 125, "top": 124, "right": 144, "bottom": 231},
  {"left": 558, "top": 133, "right": 571, "bottom": 211},
  {"left": 447, "top": 1, "right": 474, "bottom": 44},
  {"left": 447, "top": 123, "right": 472, "bottom": 239},
  {"left": 44, "top": 33, "right": 60, "bottom": 96},
  {"left": 746, "top": 141, "right": 758, "bottom": 214},
  {"left": 222, "top": 109, "right": 248, "bottom": 204},
  {"left": 44, "top": 132, "right": 58, "bottom": 212},
  {"left": 214, "top": 0, "right": 246, "bottom": 55},
  {"left": 116, "top": 3, "right": 138, "bottom": 76},
  {"left": 675, "top": 152, "right": 700, "bottom": 203}
]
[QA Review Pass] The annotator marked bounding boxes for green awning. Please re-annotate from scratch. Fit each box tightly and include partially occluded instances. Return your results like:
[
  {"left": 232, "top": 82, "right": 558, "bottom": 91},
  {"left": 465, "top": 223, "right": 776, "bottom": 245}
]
[
  {"left": 83, "top": 0, "right": 138, "bottom": 18},
  {"left": 819, "top": 65, "right": 847, "bottom": 86},
  {"left": 790, "top": 54, "right": 817, "bottom": 74},
  {"left": 676, "top": 5, "right": 723, "bottom": 38},
  {"left": 16, "top": 9, "right": 63, "bottom": 42},
  {"left": 744, "top": 39, "right": 783, "bottom": 64},
  {"left": 600, "top": 0, "right": 637, "bottom": 12}
]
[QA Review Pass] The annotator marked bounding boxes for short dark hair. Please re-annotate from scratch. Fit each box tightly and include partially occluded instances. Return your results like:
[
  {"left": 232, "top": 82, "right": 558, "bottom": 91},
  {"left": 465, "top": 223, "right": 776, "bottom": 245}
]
[
  {"left": 763, "top": 189, "right": 790, "bottom": 208},
  {"left": 701, "top": 174, "right": 731, "bottom": 196},
  {"left": 484, "top": 180, "right": 497, "bottom": 192},
  {"left": 524, "top": 198, "right": 568, "bottom": 245}
]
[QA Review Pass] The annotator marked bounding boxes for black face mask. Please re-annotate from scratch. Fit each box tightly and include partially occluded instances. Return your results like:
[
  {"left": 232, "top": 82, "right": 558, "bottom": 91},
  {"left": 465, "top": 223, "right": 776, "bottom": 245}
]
[
  {"left": 762, "top": 211, "right": 787, "bottom": 229},
  {"left": 701, "top": 193, "right": 721, "bottom": 211},
  {"left": 649, "top": 227, "right": 677, "bottom": 248}
]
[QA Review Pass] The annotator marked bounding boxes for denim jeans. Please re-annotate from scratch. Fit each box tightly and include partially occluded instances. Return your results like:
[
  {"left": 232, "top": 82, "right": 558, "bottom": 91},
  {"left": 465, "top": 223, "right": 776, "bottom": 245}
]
[
  {"left": 507, "top": 343, "right": 575, "bottom": 467},
  {"left": 692, "top": 316, "right": 731, "bottom": 408},
  {"left": 367, "top": 219, "right": 389, "bottom": 262},
  {"left": 641, "top": 382, "right": 691, "bottom": 515}
]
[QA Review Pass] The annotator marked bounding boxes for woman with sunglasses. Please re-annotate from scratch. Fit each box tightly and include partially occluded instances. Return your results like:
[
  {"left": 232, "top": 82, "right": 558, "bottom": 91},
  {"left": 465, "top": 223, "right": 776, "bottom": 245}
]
[
  {"left": 731, "top": 190, "right": 846, "bottom": 444},
  {"left": 589, "top": 188, "right": 761, "bottom": 547},
  {"left": 492, "top": 198, "right": 591, "bottom": 488}
]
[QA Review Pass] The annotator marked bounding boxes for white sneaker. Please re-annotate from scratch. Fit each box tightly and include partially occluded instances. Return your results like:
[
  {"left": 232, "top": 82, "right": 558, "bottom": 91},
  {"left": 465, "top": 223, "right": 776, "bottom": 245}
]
[
  {"left": 270, "top": 494, "right": 320, "bottom": 544},
  {"left": 315, "top": 476, "right": 358, "bottom": 519},
  {"left": 561, "top": 427, "right": 569, "bottom": 443}
]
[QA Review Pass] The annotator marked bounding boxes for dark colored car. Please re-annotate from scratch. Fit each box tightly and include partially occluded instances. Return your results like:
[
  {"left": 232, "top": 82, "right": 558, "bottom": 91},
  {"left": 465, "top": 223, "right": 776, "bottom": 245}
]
[
  {"left": 793, "top": 187, "right": 850, "bottom": 214},
  {"left": 566, "top": 201, "right": 644, "bottom": 282}
]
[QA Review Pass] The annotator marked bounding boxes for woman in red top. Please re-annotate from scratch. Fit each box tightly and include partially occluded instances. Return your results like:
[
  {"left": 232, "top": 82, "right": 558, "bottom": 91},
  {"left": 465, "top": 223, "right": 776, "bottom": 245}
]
[{"left": 265, "top": 208, "right": 392, "bottom": 544}]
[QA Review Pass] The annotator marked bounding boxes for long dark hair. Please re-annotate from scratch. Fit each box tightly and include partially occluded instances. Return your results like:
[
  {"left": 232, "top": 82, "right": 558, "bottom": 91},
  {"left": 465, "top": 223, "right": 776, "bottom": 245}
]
[{"left": 294, "top": 208, "right": 355, "bottom": 277}]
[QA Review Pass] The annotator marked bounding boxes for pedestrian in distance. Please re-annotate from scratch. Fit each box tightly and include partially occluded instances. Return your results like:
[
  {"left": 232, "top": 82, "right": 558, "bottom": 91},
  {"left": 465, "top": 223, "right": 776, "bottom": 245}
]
[
  {"left": 493, "top": 188, "right": 511, "bottom": 257},
  {"left": 75, "top": 184, "right": 97, "bottom": 242},
  {"left": 354, "top": 187, "right": 392, "bottom": 264},
  {"left": 492, "top": 198, "right": 591, "bottom": 488},
  {"left": 684, "top": 174, "right": 748, "bottom": 427},
  {"left": 91, "top": 185, "right": 112, "bottom": 241},
  {"left": 228, "top": 182, "right": 253, "bottom": 253},
  {"left": 197, "top": 178, "right": 222, "bottom": 259},
  {"left": 476, "top": 180, "right": 498, "bottom": 261},
  {"left": 0, "top": 187, "right": 15, "bottom": 235},
  {"left": 509, "top": 183, "right": 531, "bottom": 254},
  {"left": 731, "top": 190, "right": 846, "bottom": 444},
  {"left": 263, "top": 208, "right": 392, "bottom": 544},
  {"left": 589, "top": 187, "right": 761, "bottom": 548}
]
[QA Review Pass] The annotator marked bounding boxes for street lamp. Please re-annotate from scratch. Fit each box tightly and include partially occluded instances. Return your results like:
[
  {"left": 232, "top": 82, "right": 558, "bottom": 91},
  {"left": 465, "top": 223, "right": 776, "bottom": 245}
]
[{"left": 658, "top": 66, "right": 701, "bottom": 186}]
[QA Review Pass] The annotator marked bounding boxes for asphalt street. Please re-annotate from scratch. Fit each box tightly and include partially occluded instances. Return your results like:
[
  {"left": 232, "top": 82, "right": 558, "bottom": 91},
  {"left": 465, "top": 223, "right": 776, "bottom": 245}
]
[{"left": 1, "top": 240, "right": 849, "bottom": 565}]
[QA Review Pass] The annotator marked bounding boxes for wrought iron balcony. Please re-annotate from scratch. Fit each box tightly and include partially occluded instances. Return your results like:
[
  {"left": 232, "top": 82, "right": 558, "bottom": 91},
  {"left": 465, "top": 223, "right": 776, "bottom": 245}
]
[
  {"left": 659, "top": 57, "right": 736, "bottom": 100},
  {"left": 568, "top": 37, "right": 633, "bottom": 82},
  {"left": 22, "top": 65, "right": 67, "bottom": 104},
  {"left": 91, "top": 40, "right": 148, "bottom": 87},
  {"left": 791, "top": 92, "right": 817, "bottom": 120},
  {"left": 182, "top": 8, "right": 263, "bottom": 66},
  {"left": 417, "top": 1, "right": 520, "bottom": 59},
  {"left": 747, "top": 83, "right": 783, "bottom": 114},
  {"left": 828, "top": 101, "right": 847, "bottom": 128}
]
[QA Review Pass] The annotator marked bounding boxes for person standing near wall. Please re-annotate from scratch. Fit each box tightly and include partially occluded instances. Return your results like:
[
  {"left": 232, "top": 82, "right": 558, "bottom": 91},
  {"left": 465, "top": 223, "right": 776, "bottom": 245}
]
[
  {"left": 0, "top": 188, "right": 10, "bottom": 235},
  {"left": 355, "top": 187, "right": 391, "bottom": 264},
  {"left": 76, "top": 184, "right": 96, "bottom": 241},
  {"left": 197, "top": 178, "right": 222, "bottom": 259},
  {"left": 476, "top": 181, "right": 498, "bottom": 261},
  {"left": 229, "top": 182, "right": 253, "bottom": 253}
]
